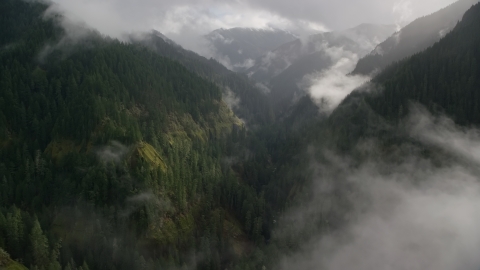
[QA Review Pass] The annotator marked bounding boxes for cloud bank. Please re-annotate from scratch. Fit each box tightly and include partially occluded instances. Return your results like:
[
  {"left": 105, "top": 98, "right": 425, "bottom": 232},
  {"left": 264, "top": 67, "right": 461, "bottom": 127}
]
[
  {"left": 274, "top": 108, "right": 480, "bottom": 270},
  {"left": 43, "top": 0, "right": 458, "bottom": 53}
]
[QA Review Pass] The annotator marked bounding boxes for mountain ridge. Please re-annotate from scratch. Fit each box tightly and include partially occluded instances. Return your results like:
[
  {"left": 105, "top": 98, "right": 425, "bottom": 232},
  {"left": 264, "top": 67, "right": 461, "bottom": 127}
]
[{"left": 352, "top": 0, "right": 479, "bottom": 75}]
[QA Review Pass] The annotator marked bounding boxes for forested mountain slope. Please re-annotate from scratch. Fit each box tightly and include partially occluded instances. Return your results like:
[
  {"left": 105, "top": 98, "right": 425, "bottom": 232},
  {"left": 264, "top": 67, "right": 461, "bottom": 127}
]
[
  {"left": 330, "top": 1, "right": 480, "bottom": 151},
  {"left": 134, "top": 30, "right": 275, "bottom": 126},
  {"left": 352, "top": 0, "right": 479, "bottom": 75},
  {"left": 2, "top": 0, "right": 480, "bottom": 269},
  {"left": 0, "top": 1, "right": 272, "bottom": 269}
]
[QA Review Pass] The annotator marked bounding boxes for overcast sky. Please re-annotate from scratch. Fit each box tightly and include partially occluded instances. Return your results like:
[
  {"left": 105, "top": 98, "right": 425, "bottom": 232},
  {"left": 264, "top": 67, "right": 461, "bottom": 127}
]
[{"left": 48, "top": 0, "right": 458, "bottom": 50}]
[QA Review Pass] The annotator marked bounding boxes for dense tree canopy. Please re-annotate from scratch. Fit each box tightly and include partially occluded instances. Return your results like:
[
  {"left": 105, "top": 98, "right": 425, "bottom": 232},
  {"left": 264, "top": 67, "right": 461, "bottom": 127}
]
[{"left": 0, "top": 0, "right": 273, "bottom": 269}]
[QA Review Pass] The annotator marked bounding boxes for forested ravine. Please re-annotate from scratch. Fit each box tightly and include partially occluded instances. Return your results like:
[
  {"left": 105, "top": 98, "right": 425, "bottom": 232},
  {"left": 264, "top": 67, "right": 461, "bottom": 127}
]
[{"left": 1, "top": 0, "right": 480, "bottom": 270}]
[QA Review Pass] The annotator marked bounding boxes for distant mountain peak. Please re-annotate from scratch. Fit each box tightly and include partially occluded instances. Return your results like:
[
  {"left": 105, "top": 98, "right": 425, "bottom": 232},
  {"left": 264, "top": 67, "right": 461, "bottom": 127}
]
[{"left": 151, "top": 30, "right": 178, "bottom": 46}]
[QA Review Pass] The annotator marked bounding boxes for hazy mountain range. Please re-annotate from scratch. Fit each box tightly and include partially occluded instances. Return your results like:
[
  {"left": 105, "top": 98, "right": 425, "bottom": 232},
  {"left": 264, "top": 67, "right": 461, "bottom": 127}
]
[
  {"left": 204, "top": 27, "right": 297, "bottom": 72},
  {"left": 246, "top": 23, "right": 396, "bottom": 83},
  {"left": 242, "top": 24, "right": 396, "bottom": 111}
]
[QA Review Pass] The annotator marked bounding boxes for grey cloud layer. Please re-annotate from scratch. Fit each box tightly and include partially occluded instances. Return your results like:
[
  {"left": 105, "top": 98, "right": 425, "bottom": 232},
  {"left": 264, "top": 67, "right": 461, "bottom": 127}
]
[
  {"left": 250, "top": 0, "right": 459, "bottom": 29},
  {"left": 48, "top": 0, "right": 458, "bottom": 50}
]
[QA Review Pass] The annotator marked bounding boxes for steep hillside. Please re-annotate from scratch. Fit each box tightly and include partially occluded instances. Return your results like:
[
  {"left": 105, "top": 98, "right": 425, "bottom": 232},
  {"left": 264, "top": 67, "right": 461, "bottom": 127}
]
[
  {"left": 367, "top": 0, "right": 480, "bottom": 124},
  {"left": 352, "top": 0, "right": 479, "bottom": 75},
  {"left": 0, "top": 1, "right": 270, "bottom": 269},
  {"left": 0, "top": 248, "right": 27, "bottom": 270},
  {"left": 330, "top": 1, "right": 480, "bottom": 150},
  {"left": 135, "top": 30, "right": 275, "bottom": 126}
]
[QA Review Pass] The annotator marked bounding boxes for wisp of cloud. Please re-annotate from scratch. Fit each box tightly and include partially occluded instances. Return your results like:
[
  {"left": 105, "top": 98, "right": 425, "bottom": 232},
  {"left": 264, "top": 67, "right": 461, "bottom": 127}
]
[{"left": 307, "top": 47, "right": 370, "bottom": 112}]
